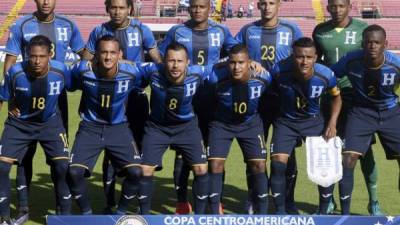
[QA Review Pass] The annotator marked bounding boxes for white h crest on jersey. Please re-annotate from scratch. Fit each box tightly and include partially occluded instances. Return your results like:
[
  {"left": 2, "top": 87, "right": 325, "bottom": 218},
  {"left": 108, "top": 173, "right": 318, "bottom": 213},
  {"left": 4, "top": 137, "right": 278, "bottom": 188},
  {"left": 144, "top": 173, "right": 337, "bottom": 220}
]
[{"left": 57, "top": 28, "right": 69, "bottom": 41}]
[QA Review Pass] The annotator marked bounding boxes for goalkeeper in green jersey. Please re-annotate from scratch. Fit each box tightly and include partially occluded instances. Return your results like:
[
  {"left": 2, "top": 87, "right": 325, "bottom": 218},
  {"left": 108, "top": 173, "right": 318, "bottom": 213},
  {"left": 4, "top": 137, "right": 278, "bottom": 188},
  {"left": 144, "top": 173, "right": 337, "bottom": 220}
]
[{"left": 312, "top": 0, "right": 383, "bottom": 215}]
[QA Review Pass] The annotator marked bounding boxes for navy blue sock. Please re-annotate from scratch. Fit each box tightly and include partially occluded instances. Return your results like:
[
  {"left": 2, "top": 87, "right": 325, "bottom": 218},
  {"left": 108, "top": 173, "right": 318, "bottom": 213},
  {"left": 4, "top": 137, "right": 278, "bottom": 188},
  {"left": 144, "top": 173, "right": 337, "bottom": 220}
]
[
  {"left": 51, "top": 160, "right": 71, "bottom": 215},
  {"left": 271, "top": 161, "right": 287, "bottom": 214},
  {"left": 16, "top": 165, "right": 29, "bottom": 209},
  {"left": 251, "top": 172, "right": 268, "bottom": 214},
  {"left": 117, "top": 167, "right": 141, "bottom": 213},
  {"left": 285, "top": 153, "right": 297, "bottom": 205},
  {"left": 0, "top": 162, "right": 11, "bottom": 217},
  {"left": 192, "top": 173, "right": 209, "bottom": 214},
  {"left": 138, "top": 176, "right": 154, "bottom": 215},
  {"left": 318, "top": 184, "right": 334, "bottom": 214},
  {"left": 339, "top": 167, "right": 354, "bottom": 215},
  {"left": 209, "top": 172, "right": 223, "bottom": 214},
  {"left": 246, "top": 165, "right": 253, "bottom": 201},
  {"left": 67, "top": 166, "right": 91, "bottom": 214},
  {"left": 102, "top": 156, "right": 116, "bottom": 207},
  {"left": 173, "top": 157, "right": 190, "bottom": 203}
]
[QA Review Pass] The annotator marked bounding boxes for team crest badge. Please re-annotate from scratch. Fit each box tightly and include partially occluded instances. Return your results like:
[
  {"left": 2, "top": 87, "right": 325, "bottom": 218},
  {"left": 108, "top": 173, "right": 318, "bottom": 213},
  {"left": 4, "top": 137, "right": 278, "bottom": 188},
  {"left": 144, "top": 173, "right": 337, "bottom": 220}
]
[{"left": 115, "top": 215, "right": 148, "bottom": 225}]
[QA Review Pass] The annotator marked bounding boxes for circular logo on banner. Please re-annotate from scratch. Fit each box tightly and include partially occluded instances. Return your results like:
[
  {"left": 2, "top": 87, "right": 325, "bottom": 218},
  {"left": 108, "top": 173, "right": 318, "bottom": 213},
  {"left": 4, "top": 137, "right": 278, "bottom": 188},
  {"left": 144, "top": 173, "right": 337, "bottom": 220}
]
[{"left": 115, "top": 215, "right": 148, "bottom": 225}]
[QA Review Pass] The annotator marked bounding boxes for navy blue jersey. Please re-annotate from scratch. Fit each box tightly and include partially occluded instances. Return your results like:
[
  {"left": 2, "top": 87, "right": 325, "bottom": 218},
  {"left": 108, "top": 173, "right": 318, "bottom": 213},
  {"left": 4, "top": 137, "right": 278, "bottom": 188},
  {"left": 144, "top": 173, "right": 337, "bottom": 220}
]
[
  {"left": 5, "top": 14, "right": 85, "bottom": 62},
  {"left": 0, "top": 60, "right": 70, "bottom": 122},
  {"left": 210, "top": 65, "right": 272, "bottom": 123},
  {"left": 235, "top": 19, "right": 303, "bottom": 70},
  {"left": 141, "top": 63, "right": 211, "bottom": 124},
  {"left": 70, "top": 60, "right": 146, "bottom": 124},
  {"left": 332, "top": 50, "right": 400, "bottom": 110},
  {"left": 86, "top": 19, "right": 157, "bottom": 62},
  {"left": 158, "top": 20, "right": 238, "bottom": 66},
  {"left": 271, "top": 58, "right": 340, "bottom": 119}
]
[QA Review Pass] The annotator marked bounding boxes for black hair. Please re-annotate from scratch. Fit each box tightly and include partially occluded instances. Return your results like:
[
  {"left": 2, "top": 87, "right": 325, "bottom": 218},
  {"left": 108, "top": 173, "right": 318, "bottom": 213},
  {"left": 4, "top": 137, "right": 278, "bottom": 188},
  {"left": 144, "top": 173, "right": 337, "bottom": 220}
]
[
  {"left": 328, "top": 0, "right": 350, "bottom": 5},
  {"left": 363, "top": 24, "right": 386, "bottom": 40},
  {"left": 229, "top": 44, "right": 249, "bottom": 56},
  {"left": 104, "top": 0, "right": 133, "bottom": 11},
  {"left": 165, "top": 42, "right": 189, "bottom": 59},
  {"left": 292, "top": 37, "right": 316, "bottom": 49},
  {"left": 28, "top": 35, "right": 52, "bottom": 53},
  {"left": 95, "top": 34, "right": 121, "bottom": 52}
]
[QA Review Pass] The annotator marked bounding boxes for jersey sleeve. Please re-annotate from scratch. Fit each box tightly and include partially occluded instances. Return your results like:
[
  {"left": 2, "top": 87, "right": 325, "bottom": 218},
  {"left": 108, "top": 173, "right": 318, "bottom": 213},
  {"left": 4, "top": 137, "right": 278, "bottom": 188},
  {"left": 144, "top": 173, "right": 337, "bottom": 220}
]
[
  {"left": 330, "top": 55, "right": 348, "bottom": 79},
  {"left": 5, "top": 22, "right": 23, "bottom": 56},
  {"left": 259, "top": 70, "right": 272, "bottom": 88},
  {"left": 69, "top": 21, "right": 85, "bottom": 53},
  {"left": 86, "top": 28, "right": 99, "bottom": 54},
  {"left": 137, "top": 62, "right": 158, "bottom": 87},
  {"left": 0, "top": 70, "right": 13, "bottom": 101},
  {"left": 158, "top": 28, "right": 175, "bottom": 57},
  {"left": 292, "top": 24, "right": 304, "bottom": 41},
  {"left": 68, "top": 62, "right": 83, "bottom": 91},
  {"left": 141, "top": 24, "right": 157, "bottom": 50},
  {"left": 235, "top": 26, "right": 247, "bottom": 45},
  {"left": 222, "top": 26, "right": 239, "bottom": 52},
  {"left": 327, "top": 71, "right": 340, "bottom": 96}
]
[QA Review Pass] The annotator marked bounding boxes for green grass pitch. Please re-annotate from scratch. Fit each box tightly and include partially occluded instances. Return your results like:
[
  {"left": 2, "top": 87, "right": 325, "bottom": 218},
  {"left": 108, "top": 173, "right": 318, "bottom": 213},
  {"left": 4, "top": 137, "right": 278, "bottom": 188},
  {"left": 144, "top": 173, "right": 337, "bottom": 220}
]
[{"left": 0, "top": 62, "right": 398, "bottom": 224}]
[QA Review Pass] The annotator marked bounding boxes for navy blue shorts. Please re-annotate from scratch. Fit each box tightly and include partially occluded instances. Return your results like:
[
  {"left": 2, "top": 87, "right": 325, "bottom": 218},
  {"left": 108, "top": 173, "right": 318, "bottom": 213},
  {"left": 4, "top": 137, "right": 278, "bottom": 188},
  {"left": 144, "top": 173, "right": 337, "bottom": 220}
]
[
  {"left": 208, "top": 115, "right": 266, "bottom": 161},
  {"left": 271, "top": 116, "right": 324, "bottom": 156},
  {"left": 58, "top": 89, "right": 69, "bottom": 135},
  {"left": 344, "top": 106, "right": 400, "bottom": 157},
  {"left": 70, "top": 121, "right": 141, "bottom": 176},
  {"left": 0, "top": 115, "right": 69, "bottom": 164},
  {"left": 259, "top": 92, "right": 280, "bottom": 140},
  {"left": 141, "top": 118, "right": 207, "bottom": 168},
  {"left": 126, "top": 90, "right": 149, "bottom": 150}
]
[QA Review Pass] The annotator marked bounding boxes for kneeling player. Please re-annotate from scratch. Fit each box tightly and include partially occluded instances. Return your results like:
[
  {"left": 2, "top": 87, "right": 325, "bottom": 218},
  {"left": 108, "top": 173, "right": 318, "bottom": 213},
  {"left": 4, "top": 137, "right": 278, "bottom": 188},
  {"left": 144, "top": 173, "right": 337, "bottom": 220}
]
[
  {"left": 208, "top": 44, "right": 270, "bottom": 214},
  {"left": 269, "top": 37, "right": 342, "bottom": 215},
  {"left": 67, "top": 35, "right": 142, "bottom": 215},
  {"left": 332, "top": 25, "right": 400, "bottom": 215},
  {"left": 138, "top": 43, "right": 209, "bottom": 214},
  {"left": 0, "top": 36, "right": 71, "bottom": 224}
]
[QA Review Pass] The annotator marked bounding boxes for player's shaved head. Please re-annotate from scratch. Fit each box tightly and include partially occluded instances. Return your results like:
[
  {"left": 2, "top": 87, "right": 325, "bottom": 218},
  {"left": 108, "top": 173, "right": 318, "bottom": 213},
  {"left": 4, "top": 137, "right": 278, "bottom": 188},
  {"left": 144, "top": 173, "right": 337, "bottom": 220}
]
[
  {"left": 328, "top": 0, "right": 350, "bottom": 5},
  {"left": 363, "top": 24, "right": 386, "bottom": 40},
  {"left": 189, "top": 0, "right": 210, "bottom": 6}
]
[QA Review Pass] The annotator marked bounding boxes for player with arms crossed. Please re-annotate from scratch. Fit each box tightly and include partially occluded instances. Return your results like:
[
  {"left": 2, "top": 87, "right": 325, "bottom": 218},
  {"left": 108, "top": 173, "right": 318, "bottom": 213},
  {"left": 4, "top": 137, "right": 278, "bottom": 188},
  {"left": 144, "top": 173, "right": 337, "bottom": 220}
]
[
  {"left": 3, "top": 0, "right": 85, "bottom": 220},
  {"left": 82, "top": 0, "right": 162, "bottom": 213},
  {"left": 207, "top": 44, "right": 270, "bottom": 214},
  {"left": 269, "top": 37, "right": 342, "bottom": 215},
  {"left": 138, "top": 43, "right": 210, "bottom": 215},
  {"left": 235, "top": 0, "right": 303, "bottom": 214},
  {"left": 0, "top": 36, "right": 72, "bottom": 224},
  {"left": 331, "top": 25, "right": 400, "bottom": 215},
  {"left": 313, "top": 0, "right": 382, "bottom": 215},
  {"left": 158, "top": 0, "right": 237, "bottom": 214},
  {"left": 67, "top": 35, "right": 143, "bottom": 215}
]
